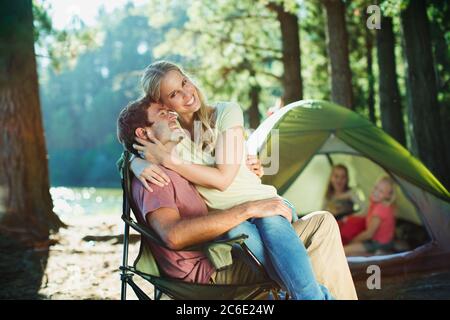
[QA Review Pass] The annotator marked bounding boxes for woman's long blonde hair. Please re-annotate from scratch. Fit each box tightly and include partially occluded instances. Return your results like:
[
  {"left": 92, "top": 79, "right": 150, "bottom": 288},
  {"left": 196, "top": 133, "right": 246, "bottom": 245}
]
[{"left": 141, "top": 61, "right": 216, "bottom": 151}]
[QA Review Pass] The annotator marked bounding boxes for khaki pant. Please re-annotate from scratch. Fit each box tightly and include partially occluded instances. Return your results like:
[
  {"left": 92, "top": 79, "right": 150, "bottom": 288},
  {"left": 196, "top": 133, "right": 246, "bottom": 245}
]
[{"left": 211, "top": 211, "right": 358, "bottom": 300}]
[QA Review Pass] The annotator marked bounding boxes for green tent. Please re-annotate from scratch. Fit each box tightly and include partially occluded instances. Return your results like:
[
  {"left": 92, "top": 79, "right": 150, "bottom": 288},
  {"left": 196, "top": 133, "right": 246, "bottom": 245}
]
[{"left": 247, "top": 100, "right": 450, "bottom": 277}]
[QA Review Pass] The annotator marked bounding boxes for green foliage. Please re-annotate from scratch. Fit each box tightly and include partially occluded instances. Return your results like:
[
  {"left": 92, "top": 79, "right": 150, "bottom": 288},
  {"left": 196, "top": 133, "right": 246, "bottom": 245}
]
[
  {"left": 33, "top": 0, "right": 52, "bottom": 40},
  {"left": 35, "top": 0, "right": 449, "bottom": 187},
  {"left": 380, "top": 0, "right": 410, "bottom": 17},
  {"left": 152, "top": 0, "right": 284, "bottom": 117},
  {"left": 39, "top": 3, "right": 184, "bottom": 186},
  {"left": 33, "top": 0, "right": 98, "bottom": 71},
  {"left": 346, "top": 0, "right": 377, "bottom": 118}
]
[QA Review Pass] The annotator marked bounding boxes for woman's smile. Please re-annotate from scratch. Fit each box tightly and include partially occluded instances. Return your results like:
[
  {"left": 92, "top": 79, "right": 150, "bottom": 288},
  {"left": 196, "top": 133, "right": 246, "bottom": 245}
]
[{"left": 185, "top": 95, "right": 195, "bottom": 107}]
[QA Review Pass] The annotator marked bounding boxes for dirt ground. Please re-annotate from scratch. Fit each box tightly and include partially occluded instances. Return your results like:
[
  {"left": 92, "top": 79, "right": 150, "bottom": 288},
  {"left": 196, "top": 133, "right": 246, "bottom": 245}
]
[
  {"left": 1, "top": 214, "right": 450, "bottom": 300},
  {"left": 0, "top": 214, "right": 149, "bottom": 300}
]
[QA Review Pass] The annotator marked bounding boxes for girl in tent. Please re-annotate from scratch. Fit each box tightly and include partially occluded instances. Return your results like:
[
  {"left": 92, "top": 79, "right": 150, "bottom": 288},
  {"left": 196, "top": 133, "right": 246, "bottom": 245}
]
[
  {"left": 129, "top": 60, "right": 357, "bottom": 299},
  {"left": 322, "top": 164, "right": 365, "bottom": 219},
  {"left": 343, "top": 176, "right": 397, "bottom": 256}
]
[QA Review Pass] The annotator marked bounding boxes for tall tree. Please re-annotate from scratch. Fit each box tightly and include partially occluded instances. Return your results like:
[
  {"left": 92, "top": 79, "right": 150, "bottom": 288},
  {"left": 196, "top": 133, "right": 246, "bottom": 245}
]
[
  {"left": 245, "top": 60, "right": 262, "bottom": 129},
  {"left": 322, "top": 0, "right": 354, "bottom": 109},
  {"left": 400, "top": 0, "right": 450, "bottom": 188},
  {"left": 428, "top": 0, "right": 450, "bottom": 174},
  {"left": 267, "top": 2, "right": 302, "bottom": 104},
  {"left": 248, "top": 83, "right": 262, "bottom": 129},
  {"left": 376, "top": 15, "right": 406, "bottom": 146},
  {"left": 301, "top": 0, "right": 330, "bottom": 101},
  {"left": 364, "top": 12, "right": 376, "bottom": 123},
  {"left": 0, "top": 0, "right": 64, "bottom": 243}
]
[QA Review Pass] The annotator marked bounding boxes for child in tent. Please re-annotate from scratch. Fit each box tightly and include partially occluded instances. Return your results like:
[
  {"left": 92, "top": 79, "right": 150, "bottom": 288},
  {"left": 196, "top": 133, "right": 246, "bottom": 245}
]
[{"left": 342, "top": 176, "right": 397, "bottom": 256}]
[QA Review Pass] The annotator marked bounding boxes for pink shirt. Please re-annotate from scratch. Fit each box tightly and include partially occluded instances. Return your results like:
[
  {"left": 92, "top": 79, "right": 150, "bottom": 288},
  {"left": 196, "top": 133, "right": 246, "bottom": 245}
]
[
  {"left": 132, "top": 167, "right": 215, "bottom": 283},
  {"left": 366, "top": 199, "right": 396, "bottom": 244}
]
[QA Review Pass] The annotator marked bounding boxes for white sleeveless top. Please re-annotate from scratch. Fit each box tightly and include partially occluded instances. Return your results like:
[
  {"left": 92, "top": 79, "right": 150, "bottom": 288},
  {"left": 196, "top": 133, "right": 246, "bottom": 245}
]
[{"left": 175, "top": 101, "right": 278, "bottom": 210}]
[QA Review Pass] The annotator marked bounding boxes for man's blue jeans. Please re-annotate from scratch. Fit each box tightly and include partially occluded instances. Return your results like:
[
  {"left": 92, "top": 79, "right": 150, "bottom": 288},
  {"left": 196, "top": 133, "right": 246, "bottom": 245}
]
[{"left": 221, "top": 199, "right": 333, "bottom": 300}]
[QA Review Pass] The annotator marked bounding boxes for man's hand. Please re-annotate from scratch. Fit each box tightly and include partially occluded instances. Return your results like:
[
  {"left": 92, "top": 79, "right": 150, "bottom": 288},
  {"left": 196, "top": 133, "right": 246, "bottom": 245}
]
[
  {"left": 245, "top": 197, "right": 292, "bottom": 222},
  {"left": 246, "top": 155, "right": 264, "bottom": 178}
]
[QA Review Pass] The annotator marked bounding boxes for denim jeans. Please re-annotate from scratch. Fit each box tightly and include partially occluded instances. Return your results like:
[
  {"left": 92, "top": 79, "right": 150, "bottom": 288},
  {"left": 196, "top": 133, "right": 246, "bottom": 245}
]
[{"left": 220, "top": 198, "right": 333, "bottom": 300}]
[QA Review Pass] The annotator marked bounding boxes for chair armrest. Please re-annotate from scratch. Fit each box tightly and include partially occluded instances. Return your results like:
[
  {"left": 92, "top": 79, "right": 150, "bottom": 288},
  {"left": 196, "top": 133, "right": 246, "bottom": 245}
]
[{"left": 183, "top": 233, "right": 248, "bottom": 251}]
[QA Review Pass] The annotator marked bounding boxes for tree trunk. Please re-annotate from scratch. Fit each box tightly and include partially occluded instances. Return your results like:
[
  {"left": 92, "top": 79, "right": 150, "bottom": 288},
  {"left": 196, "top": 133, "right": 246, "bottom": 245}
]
[
  {"left": 376, "top": 16, "right": 406, "bottom": 146},
  {"left": 268, "top": 2, "right": 302, "bottom": 105},
  {"left": 248, "top": 84, "right": 261, "bottom": 130},
  {"left": 400, "top": 0, "right": 450, "bottom": 189},
  {"left": 322, "top": 0, "right": 353, "bottom": 109},
  {"left": 430, "top": 15, "right": 450, "bottom": 170},
  {"left": 0, "top": 0, "right": 65, "bottom": 244},
  {"left": 364, "top": 15, "right": 376, "bottom": 123}
]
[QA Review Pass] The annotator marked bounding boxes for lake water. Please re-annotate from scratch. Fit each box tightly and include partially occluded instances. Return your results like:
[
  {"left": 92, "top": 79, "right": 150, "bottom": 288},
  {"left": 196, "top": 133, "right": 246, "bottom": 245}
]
[{"left": 50, "top": 187, "right": 123, "bottom": 218}]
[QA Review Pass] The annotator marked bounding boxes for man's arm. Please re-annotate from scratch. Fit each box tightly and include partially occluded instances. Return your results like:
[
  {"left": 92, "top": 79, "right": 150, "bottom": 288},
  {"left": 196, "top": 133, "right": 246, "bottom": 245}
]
[{"left": 147, "top": 198, "right": 292, "bottom": 250}]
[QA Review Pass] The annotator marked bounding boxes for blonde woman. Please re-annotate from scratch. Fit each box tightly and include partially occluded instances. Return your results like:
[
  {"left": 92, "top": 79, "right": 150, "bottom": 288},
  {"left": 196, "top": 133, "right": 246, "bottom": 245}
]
[{"left": 130, "top": 61, "right": 357, "bottom": 299}]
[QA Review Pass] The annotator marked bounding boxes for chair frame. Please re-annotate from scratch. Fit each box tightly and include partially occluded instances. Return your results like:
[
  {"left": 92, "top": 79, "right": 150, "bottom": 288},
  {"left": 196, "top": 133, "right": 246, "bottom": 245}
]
[{"left": 118, "top": 151, "right": 284, "bottom": 300}]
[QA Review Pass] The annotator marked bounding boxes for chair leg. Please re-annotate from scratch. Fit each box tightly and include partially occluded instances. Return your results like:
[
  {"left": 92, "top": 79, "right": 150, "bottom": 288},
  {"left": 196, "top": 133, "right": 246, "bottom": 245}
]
[
  {"left": 240, "top": 242, "right": 270, "bottom": 279},
  {"left": 120, "top": 222, "right": 131, "bottom": 300},
  {"left": 154, "top": 287, "right": 163, "bottom": 300},
  {"left": 121, "top": 276, "right": 127, "bottom": 300},
  {"left": 127, "top": 277, "right": 151, "bottom": 300}
]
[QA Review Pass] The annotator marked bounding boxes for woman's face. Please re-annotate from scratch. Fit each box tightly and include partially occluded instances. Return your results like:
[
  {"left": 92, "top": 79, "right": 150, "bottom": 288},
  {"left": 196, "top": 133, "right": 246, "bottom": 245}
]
[
  {"left": 371, "top": 180, "right": 393, "bottom": 203},
  {"left": 331, "top": 167, "right": 348, "bottom": 193},
  {"left": 159, "top": 70, "right": 201, "bottom": 116}
]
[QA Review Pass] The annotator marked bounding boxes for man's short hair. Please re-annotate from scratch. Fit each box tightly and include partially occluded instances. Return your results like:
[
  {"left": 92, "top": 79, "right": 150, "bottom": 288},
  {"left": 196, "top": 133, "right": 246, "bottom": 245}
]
[{"left": 117, "top": 96, "right": 154, "bottom": 156}]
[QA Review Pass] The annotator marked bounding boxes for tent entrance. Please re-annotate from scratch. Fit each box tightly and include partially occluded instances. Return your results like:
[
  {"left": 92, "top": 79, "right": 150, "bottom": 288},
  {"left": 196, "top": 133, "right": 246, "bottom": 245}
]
[{"left": 281, "top": 146, "right": 431, "bottom": 256}]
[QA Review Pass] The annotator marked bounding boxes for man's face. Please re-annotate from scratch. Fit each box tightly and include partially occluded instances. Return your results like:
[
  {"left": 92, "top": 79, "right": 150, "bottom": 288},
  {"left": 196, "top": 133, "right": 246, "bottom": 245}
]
[{"left": 144, "top": 102, "right": 181, "bottom": 144}]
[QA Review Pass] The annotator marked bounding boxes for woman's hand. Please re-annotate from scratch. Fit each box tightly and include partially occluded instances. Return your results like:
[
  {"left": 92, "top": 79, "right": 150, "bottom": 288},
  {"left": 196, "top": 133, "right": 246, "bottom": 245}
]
[
  {"left": 130, "top": 157, "right": 171, "bottom": 192},
  {"left": 246, "top": 155, "right": 264, "bottom": 178},
  {"left": 133, "top": 135, "right": 171, "bottom": 166}
]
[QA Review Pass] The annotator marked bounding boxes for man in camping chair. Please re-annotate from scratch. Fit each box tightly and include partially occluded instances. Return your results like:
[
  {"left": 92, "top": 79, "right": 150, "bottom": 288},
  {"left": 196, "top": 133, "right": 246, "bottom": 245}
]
[{"left": 116, "top": 97, "right": 357, "bottom": 300}]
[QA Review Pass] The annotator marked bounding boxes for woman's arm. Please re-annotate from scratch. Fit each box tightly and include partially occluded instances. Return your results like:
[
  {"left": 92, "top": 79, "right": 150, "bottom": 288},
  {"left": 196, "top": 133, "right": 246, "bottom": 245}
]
[
  {"left": 129, "top": 156, "right": 171, "bottom": 192},
  {"left": 164, "top": 126, "right": 244, "bottom": 191},
  {"left": 246, "top": 155, "right": 264, "bottom": 178},
  {"left": 134, "top": 126, "right": 244, "bottom": 191}
]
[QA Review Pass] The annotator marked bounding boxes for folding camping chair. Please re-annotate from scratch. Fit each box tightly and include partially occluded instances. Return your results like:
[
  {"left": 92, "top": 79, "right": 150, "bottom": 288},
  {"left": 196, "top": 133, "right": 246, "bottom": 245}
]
[{"left": 118, "top": 151, "right": 284, "bottom": 300}]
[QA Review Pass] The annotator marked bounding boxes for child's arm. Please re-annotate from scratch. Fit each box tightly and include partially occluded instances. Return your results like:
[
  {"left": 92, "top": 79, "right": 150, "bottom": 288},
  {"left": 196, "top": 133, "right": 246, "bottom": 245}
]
[
  {"left": 350, "top": 216, "right": 381, "bottom": 243},
  {"left": 351, "top": 189, "right": 367, "bottom": 214}
]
